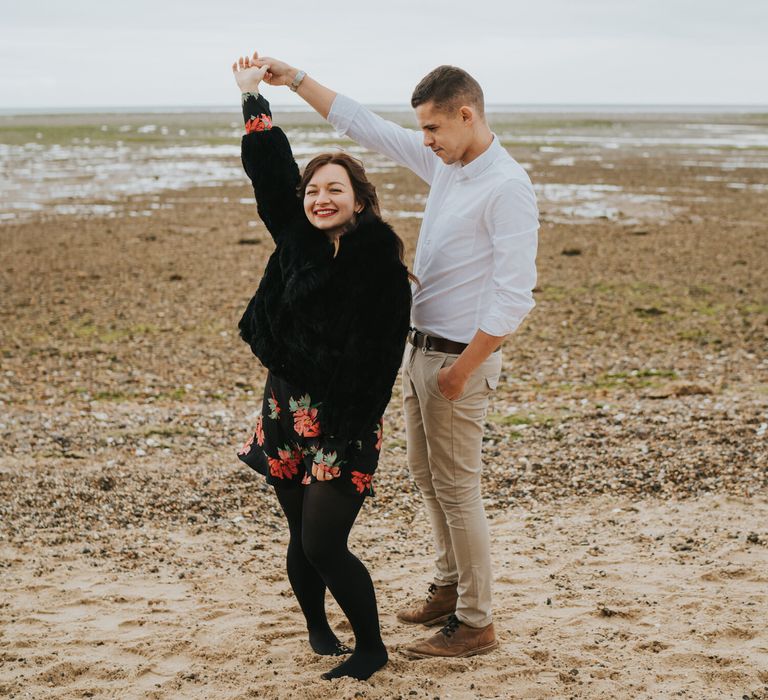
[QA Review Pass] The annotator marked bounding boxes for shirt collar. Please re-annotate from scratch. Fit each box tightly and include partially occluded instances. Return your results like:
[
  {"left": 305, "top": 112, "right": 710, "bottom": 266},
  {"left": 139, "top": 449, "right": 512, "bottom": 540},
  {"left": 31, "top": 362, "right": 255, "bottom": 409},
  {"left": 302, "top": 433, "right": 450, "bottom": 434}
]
[{"left": 456, "top": 134, "right": 501, "bottom": 181}]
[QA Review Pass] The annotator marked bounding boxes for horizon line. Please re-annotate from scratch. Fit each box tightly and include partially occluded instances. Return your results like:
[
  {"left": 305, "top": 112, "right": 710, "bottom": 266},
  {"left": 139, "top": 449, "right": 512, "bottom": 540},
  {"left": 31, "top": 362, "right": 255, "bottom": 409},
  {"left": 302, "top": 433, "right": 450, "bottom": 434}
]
[{"left": 2, "top": 102, "right": 768, "bottom": 116}]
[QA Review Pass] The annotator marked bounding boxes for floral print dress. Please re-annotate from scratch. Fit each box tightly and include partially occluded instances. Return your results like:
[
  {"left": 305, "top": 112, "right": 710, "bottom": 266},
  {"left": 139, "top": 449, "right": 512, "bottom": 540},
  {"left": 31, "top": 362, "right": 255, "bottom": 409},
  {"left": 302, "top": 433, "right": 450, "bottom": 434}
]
[{"left": 238, "top": 371, "right": 382, "bottom": 497}]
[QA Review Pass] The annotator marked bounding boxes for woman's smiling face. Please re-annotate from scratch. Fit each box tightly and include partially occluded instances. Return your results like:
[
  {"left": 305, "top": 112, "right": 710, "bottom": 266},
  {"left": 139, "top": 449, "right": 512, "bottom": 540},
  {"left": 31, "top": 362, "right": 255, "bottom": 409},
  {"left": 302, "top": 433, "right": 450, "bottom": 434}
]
[{"left": 303, "top": 163, "right": 361, "bottom": 235}]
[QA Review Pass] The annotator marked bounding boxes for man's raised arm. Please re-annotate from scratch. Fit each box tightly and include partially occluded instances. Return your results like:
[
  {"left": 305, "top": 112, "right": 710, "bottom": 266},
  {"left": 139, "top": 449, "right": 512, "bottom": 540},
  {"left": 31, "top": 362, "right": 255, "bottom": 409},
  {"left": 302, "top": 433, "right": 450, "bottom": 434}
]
[{"left": 255, "top": 53, "right": 437, "bottom": 184}]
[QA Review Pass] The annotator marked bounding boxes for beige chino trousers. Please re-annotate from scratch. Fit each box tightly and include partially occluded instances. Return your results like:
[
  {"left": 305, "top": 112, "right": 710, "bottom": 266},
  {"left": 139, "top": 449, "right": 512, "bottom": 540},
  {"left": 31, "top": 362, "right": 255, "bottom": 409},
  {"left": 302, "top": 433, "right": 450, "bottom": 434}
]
[{"left": 402, "top": 343, "right": 502, "bottom": 628}]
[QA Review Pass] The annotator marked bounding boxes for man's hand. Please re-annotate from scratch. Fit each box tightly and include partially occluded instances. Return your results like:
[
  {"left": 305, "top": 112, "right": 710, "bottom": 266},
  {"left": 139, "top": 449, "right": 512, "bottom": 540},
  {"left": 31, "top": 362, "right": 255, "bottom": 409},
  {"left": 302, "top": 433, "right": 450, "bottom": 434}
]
[
  {"left": 246, "top": 53, "right": 336, "bottom": 119},
  {"left": 436, "top": 330, "right": 506, "bottom": 401},
  {"left": 437, "top": 365, "right": 469, "bottom": 401},
  {"left": 253, "top": 55, "right": 299, "bottom": 87},
  {"left": 231, "top": 51, "right": 271, "bottom": 93}
]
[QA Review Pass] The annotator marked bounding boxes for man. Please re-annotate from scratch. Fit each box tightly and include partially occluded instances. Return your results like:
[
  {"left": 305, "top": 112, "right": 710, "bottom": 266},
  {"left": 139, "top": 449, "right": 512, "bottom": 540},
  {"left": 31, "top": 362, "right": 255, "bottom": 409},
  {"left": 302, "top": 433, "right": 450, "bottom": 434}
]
[{"left": 252, "top": 52, "right": 539, "bottom": 658}]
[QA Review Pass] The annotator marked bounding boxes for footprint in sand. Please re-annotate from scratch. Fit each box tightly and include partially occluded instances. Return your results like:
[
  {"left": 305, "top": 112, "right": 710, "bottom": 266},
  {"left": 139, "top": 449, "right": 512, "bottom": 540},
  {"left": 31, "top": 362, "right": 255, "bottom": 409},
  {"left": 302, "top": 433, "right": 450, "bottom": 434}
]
[
  {"left": 634, "top": 639, "right": 671, "bottom": 653},
  {"left": 701, "top": 567, "right": 750, "bottom": 581},
  {"left": 118, "top": 617, "right": 148, "bottom": 628}
]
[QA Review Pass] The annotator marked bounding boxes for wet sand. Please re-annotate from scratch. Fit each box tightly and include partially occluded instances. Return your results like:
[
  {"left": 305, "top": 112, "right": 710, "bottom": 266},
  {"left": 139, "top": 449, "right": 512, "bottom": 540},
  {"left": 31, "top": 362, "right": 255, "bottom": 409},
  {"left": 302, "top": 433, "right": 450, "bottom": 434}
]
[{"left": 1, "top": 109, "right": 767, "bottom": 698}]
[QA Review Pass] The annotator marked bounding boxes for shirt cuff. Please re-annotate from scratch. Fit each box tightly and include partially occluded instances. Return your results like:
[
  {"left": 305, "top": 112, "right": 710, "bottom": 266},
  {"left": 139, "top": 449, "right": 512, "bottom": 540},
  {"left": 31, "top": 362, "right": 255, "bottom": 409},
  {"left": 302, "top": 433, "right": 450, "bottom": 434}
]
[
  {"left": 327, "top": 93, "right": 361, "bottom": 136},
  {"left": 480, "top": 302, "right": 534, "bottom": 337}
]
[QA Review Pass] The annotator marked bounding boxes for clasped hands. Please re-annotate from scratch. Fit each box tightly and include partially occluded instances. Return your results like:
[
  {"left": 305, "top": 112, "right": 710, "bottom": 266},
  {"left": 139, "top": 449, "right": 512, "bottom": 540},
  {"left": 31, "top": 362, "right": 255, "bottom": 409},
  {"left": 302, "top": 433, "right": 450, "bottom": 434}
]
[{"left": 231, "top": 51, "right": 296, "bottom": 92}]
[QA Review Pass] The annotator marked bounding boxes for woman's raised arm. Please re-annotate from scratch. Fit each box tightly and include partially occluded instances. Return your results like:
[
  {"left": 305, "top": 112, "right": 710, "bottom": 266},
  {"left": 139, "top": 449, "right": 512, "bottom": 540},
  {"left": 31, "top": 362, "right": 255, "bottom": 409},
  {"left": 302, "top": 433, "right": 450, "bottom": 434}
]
[{"left": 232, "top": 53, "right": 302, "bottom": 241}]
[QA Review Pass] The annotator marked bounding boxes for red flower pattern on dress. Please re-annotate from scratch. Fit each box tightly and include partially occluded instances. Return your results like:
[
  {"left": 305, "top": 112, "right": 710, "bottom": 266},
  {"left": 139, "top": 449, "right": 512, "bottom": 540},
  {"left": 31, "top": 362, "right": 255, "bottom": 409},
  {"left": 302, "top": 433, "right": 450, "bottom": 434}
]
[
  {"left": 289, "top": 394, "right": 321, "bottom": 437},
  {"left": 237, "top": 415, "right": 265, "bottom": 457},
  {"left": 268, "top": 444, "right": 302, "bottom": 479},
  {"left": 239, "top": 382, "right": 380, "bottom": 494},
  {"left": 374, "top": 419, "right": 383, "bottom": 452},
  {"left": 245, "top": 114, "right": 273, "bottom": 134},
  {"left": 351, "top": 471, "right": 374, "bottom": 494},
  {"left": 238, "top": 433, "right": 254, "bottom": 456},
  {"left": 312, "top": 448, "right": 341, "bottom": 478},
  {"left": 268, "top": 389, "right": 281, "bottom": 420},
  {"left": 255, "top": 415, "right": 265, "bottom": 447}
]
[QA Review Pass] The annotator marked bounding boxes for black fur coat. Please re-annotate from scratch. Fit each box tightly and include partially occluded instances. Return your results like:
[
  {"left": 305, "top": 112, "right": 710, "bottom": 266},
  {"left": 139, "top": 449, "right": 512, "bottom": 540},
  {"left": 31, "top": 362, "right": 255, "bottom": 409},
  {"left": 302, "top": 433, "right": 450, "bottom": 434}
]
[{"left": 237, "top": 94, "right": 412, "bottom": 441}]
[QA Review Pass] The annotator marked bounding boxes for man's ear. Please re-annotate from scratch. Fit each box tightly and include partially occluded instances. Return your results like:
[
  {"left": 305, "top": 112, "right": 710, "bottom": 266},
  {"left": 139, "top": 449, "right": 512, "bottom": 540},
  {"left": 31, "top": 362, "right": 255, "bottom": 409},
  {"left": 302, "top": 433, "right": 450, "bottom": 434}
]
[{"left": 459, "top": 105, "right": 474, "bottom": 124}]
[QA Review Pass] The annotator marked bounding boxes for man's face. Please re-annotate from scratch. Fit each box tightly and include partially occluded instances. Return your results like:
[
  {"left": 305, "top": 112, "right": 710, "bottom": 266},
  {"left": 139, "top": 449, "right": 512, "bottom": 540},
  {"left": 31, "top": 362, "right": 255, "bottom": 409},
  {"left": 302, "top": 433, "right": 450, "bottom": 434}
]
[{"left": 415, "top": 100, "right": 473, "bottom": 165}]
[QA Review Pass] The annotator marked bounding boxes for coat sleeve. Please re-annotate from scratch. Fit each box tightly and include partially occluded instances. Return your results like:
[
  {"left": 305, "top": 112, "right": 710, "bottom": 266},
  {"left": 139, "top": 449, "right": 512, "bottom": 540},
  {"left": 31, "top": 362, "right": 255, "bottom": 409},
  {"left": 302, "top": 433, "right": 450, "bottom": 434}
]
[
  {"left": 240, "top": 93, "right": 302, "bottom": 241},
  {"left": 318, "top": 261, "right": 412, "bottom": 441}
]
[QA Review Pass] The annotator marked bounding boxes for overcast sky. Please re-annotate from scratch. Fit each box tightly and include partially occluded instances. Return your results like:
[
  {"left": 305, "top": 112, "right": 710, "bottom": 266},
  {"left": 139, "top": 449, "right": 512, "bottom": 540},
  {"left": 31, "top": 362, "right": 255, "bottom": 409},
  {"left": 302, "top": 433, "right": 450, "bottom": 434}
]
[{"left": 1, "top": 0, "right": 766, "bottom": 108}]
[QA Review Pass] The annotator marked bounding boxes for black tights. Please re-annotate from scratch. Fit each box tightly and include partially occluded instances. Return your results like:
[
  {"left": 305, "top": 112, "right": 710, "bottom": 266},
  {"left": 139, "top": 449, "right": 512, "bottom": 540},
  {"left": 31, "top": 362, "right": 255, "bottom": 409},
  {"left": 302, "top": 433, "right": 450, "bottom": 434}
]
[{"left": 274, "top": 483, "right": 387, "bottom": 680}]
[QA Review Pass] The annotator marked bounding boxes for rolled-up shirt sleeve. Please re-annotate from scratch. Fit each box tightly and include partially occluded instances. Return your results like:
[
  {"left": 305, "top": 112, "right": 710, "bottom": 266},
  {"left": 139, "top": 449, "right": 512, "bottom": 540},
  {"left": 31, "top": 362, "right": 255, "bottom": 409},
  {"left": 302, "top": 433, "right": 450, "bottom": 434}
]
[
  {"left": 479, "top": 178, "right": 539, "bottom": 337},
  {"left": 327, "top": 94, "right": 437, "bottom": 184}
]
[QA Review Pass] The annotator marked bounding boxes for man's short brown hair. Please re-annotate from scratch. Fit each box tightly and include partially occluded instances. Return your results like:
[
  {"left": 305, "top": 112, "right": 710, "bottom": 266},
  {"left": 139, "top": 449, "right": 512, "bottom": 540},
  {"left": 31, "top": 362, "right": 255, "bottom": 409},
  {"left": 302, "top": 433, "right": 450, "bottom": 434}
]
[{"left": 411, "top": 65, "right": 485, "bottom": 115}]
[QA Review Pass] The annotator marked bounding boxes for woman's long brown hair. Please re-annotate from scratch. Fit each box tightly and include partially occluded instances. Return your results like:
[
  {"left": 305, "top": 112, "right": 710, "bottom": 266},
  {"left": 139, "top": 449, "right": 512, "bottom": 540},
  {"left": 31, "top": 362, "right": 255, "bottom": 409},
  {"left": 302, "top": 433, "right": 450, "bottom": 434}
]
[{"left": 299, "top": 152, "right": 418, "bottom": 285}]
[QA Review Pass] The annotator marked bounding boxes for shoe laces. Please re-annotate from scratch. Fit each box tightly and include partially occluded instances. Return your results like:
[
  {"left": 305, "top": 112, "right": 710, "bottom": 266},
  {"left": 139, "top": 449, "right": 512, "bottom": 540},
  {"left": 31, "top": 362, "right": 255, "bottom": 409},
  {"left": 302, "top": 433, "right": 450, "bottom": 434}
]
[
  {"left": 440, "top": 614, "right": 461, "bottom": 638},
  {"left": 425, "top": 583, "right": 438, "bottom": 602}
]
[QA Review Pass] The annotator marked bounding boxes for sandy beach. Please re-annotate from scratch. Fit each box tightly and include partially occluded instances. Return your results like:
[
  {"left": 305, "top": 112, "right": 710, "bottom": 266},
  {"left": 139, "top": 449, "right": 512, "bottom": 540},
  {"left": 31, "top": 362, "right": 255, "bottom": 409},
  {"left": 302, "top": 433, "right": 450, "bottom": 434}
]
[{"left": 1, "top": 107, "right": 767, "bottom": 699}]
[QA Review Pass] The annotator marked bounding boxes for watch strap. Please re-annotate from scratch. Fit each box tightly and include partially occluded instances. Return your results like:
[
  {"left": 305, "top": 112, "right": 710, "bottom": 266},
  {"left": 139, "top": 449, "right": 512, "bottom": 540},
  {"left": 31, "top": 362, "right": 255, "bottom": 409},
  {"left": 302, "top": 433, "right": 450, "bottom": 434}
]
[{"left": 289, "top": 70, "right": 306, "bottom": 92}]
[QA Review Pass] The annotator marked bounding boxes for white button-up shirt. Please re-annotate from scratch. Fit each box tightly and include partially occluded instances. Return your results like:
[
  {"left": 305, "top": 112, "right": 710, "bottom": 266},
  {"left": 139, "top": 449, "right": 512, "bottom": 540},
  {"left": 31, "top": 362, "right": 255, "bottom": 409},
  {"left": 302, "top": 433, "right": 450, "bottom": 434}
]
[{"left": 328, "top": 95, "right": 538, "bottom": 344}]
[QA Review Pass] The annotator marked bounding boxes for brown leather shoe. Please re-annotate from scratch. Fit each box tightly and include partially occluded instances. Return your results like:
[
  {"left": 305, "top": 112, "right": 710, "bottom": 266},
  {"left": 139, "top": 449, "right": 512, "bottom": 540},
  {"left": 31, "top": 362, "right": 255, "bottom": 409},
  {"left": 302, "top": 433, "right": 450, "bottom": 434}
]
[
  {"left": 396, "top": 583, "right": 458, "bottom": 626},
  {"left": 403, "top": 614, "right": 499, "bottom": 659}
]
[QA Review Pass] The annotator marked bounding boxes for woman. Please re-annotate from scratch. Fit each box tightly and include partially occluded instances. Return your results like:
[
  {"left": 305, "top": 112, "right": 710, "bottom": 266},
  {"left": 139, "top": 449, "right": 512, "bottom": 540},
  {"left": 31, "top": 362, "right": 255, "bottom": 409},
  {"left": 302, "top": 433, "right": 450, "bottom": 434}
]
[{"left": 231, "top": 54, "right": 412, "bottom": 681}]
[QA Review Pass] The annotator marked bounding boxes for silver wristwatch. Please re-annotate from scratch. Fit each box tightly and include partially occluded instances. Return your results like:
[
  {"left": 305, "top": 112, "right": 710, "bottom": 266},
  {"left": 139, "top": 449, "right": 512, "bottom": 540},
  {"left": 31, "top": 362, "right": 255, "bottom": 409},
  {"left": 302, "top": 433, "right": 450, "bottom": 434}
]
[{"left": 289, "top": 70, "right": 306, "bottom": 92}]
